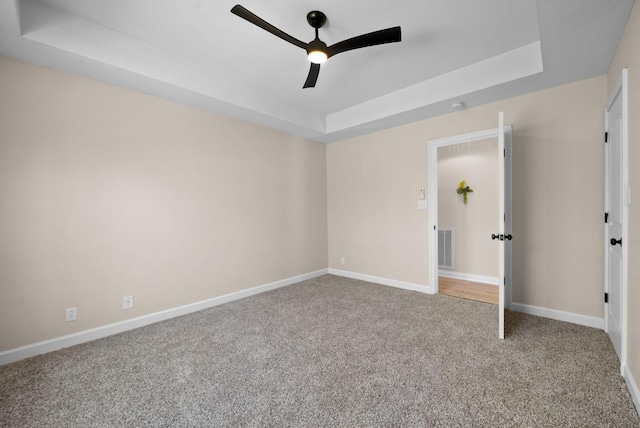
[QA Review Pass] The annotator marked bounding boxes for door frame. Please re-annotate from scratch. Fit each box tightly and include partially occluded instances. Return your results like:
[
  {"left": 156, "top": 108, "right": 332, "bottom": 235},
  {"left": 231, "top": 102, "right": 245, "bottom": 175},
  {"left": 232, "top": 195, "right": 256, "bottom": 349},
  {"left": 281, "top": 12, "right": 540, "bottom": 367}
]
[
  {"left": 427, "top": 125, "right": 512, "bottom": 307},
  {"left": 604, "top": 68, "right": 628, "bottom": 373}
]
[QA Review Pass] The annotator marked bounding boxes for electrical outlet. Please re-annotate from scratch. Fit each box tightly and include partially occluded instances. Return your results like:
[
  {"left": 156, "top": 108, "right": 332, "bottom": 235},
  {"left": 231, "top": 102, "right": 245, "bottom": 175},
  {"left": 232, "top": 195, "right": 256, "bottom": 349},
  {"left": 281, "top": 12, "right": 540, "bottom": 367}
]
[
  {"left": 122, "top": 295, "right": 134, "bottom": 309},
  {"left": 65, "top": 307, "right": 77, "bottom": 322},
  {"left": 340, "top": 256, "right": 345, "bottom": 265}
]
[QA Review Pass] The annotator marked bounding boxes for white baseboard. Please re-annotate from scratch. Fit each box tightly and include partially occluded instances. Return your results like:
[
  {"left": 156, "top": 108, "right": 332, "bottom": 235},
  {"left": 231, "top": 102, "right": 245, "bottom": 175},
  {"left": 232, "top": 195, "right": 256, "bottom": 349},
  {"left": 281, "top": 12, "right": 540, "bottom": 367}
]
[
  {"left": 328, "top": 268, "right": 431, "bottom": 294},
  {"left": 623, "top": 364, "right": 640, "bottom": 417},
  {"left": 438, "top": 270, "right": 499, "bottom": 286},
  {"left": 0, "top": 269, "right": 328, "bottom": 366},
  {"left": 511, "top": 302, "right": 604, "bottom": 330}
]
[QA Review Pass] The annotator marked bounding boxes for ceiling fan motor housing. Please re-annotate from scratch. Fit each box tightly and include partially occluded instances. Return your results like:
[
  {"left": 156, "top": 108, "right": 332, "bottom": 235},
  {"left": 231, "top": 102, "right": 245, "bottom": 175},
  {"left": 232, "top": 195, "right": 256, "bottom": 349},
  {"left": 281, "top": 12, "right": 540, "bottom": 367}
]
[{"left": 307, "top": 38, "right": 328, "bottom": 54}]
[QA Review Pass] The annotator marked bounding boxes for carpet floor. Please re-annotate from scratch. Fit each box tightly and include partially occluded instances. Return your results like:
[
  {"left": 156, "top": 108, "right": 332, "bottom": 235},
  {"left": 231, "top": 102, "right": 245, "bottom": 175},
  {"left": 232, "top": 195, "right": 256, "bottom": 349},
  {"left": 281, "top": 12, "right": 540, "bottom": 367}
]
[{"left": 1, "top": 274, "right": 638, "bottom": 427}]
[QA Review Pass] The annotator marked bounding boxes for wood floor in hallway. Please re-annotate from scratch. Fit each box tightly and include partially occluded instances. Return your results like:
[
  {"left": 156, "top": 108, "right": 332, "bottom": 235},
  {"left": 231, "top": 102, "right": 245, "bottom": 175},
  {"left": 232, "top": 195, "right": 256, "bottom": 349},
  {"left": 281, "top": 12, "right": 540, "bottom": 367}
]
[{"left": 438, "top": 276, "right": 498, "bottom": 305}]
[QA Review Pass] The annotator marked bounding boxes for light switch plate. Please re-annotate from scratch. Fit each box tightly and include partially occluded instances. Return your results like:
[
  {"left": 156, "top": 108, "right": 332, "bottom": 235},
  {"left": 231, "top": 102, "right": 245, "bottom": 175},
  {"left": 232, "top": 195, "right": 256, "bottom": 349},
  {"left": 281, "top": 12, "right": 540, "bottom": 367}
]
[{"left": 418, "top": 200, "right": 427, "bottom": 210}]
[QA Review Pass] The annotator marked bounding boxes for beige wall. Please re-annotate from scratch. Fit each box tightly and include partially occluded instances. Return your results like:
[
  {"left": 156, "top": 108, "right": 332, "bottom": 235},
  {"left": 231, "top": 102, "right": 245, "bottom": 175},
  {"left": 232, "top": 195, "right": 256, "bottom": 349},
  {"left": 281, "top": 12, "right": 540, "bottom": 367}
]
[
  {"left": 0, "top": 33, "right": 623, "bottom": 360},
  {"left": 608, "top": 0, "right": 640, "bottom": 395},
  {"left": 438, "top": 139, "right": 499, "bottom": 278},
  {"left": 0, "top": 55, "right": 328, "bottom": 351},
  {"left": 328, "top": 75, "right": 607, "bottom": 317}
]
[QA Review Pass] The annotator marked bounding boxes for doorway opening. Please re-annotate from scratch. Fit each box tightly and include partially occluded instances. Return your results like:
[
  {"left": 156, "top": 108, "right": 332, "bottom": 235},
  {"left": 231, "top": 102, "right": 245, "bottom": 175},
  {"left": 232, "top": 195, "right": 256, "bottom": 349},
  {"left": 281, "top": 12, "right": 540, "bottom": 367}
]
[
  {"left": 428, "top": 115, "right": 512, "bottom": 338},
  {"left": 436, "top": 138, "right": 500, "bottom": 305}
]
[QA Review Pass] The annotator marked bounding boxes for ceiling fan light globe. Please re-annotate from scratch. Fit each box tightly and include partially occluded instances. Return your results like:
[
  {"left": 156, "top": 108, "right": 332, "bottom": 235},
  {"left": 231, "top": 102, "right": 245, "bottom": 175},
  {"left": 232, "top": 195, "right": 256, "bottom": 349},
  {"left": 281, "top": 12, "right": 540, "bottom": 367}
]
[{"left": 308, "top": 50, "right": 328, "bottom": 64}]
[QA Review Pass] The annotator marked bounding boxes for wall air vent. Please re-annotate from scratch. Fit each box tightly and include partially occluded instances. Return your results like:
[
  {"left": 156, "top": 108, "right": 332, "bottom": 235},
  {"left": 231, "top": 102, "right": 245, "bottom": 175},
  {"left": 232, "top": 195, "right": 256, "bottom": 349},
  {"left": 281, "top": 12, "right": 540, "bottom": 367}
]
[{"left": 438, "top": 228, "right": 455, "bottom": 269}]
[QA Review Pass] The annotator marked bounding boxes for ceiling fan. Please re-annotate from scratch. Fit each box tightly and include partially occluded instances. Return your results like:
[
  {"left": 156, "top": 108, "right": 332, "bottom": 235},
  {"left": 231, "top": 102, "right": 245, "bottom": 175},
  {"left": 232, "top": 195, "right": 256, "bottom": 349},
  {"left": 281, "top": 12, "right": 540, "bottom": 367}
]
[{"left": 230, "top": 5, "right": 402, "bottom": 88}]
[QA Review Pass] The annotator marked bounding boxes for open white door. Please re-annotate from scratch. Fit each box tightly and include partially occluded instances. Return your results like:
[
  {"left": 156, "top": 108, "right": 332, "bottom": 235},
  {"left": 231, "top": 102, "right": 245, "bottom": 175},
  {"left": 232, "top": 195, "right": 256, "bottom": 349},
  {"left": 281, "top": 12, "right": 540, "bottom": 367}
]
[
  {"left": 498, "top": 113, "right": 505, "bottom": 339},
  {"left": 604, "top": 68, "right": 627, "bottom": 369},
  {"left": 497, "top": 112, "right": 513, "bottom": 339}
]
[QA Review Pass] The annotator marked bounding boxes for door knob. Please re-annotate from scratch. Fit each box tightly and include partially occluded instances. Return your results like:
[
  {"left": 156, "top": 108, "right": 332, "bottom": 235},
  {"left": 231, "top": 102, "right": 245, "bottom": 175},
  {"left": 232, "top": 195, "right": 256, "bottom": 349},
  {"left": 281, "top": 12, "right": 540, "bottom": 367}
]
[
  {"left": 610, "top": 238, "right": 622, "bottom": 246},
  {"left": 492, "top": 234, "right": 513, "bottom": 241}
]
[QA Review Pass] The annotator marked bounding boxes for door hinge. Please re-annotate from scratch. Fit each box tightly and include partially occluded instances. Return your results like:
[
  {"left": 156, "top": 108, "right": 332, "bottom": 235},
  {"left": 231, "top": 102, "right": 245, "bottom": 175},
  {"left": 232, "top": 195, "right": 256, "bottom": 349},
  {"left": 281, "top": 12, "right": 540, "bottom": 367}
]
[
  {"left": 605, "top": 212, "right": 609, "bottom": 223},
  {"left": 604, "top": 292, "right": 609, "bottom": 303},
  {"left": 504, "top": 148, "right": 506, "bottom": 157},
  {"left": 605, "top": 132, "right": 609, "bottom": 143}
]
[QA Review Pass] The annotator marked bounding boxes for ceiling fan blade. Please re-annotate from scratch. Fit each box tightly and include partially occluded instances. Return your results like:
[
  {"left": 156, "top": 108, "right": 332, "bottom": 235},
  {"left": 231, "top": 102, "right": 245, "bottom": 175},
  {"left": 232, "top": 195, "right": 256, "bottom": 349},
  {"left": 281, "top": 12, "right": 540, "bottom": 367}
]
[
  {"left": 303, "top": 63, "right": 321, "bottom": 88},
  {"left": 231, "top": 5, "right": 307, "bottom": 50},
  {"left": 327, "top": 26, "right": 401, "bottom": 57}
]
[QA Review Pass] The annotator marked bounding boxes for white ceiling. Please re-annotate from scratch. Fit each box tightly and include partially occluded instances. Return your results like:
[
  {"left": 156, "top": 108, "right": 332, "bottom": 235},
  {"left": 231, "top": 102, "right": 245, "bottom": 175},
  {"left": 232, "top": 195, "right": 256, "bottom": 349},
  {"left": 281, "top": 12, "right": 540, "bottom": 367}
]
[{"left": 0, "top": 0, "right": 634, "bottom": 143}]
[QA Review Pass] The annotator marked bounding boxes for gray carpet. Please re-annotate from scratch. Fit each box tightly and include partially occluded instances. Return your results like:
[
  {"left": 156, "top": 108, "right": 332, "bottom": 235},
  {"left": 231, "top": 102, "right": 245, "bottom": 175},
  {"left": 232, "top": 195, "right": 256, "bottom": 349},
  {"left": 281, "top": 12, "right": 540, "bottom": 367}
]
[{"left": 1, "top": 274, "right": 638, "bottom": 427}]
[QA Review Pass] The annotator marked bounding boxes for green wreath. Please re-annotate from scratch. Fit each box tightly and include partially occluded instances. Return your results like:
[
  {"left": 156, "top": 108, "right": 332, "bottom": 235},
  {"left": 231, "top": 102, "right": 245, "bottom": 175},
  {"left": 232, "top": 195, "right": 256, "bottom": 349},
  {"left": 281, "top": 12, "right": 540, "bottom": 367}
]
[{"left": 456, "top": 180, "right": 474, "bottom": 205}]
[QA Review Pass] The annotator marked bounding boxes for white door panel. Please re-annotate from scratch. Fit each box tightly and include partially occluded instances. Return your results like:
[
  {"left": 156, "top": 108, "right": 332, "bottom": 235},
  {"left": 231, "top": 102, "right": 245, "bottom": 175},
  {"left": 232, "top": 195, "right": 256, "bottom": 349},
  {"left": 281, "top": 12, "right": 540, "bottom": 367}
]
[
  {"left": 604, "top": 68, "right": 627, "bottom": 367},
  {"left": 606, "top": 93, "right": 624, "bottom": 360},
  {"left": 498, "top": 112, "right": 505, "bottom": 339},
  {"left": 498, "top": 112, "right": 512, "bottom": 339}
]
